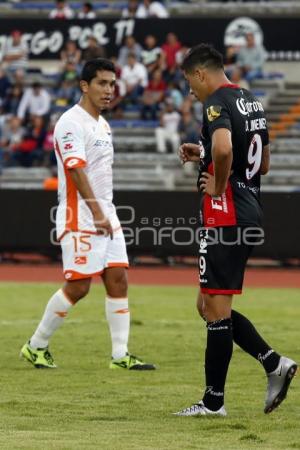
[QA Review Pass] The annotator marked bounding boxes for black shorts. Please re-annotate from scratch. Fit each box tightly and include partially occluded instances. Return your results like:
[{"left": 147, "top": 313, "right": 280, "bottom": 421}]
[{"left": 198, "top": 226, "right": 260, "bottom": 295}]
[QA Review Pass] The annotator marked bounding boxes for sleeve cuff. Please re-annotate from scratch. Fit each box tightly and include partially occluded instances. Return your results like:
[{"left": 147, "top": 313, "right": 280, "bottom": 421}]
[{"left": 64, "top": 157, "right": 86, "bottom": 169}]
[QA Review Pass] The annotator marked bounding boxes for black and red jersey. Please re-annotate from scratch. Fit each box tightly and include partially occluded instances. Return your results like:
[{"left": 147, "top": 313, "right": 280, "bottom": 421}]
[{"left": 198, "top": 84, "right": 269, "bottom": 228}]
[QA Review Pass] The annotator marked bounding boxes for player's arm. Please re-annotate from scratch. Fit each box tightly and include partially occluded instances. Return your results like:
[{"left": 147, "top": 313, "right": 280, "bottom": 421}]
[
  {"left": 68, "top": 167, "right": 113, "bottom": 239},
  {"left": 211, "top": 128, "right": 233, "bottom": 195},
  {"left": 200, "top": 128, "right": 232, "bottom": 196},
  {"left": 260, "top": 144, "right": 270, "bottom": 175}
]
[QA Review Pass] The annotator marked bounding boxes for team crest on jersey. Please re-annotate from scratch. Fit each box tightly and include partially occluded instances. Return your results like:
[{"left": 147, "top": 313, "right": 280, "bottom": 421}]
[
  {"left": 62, "top": 132, "right": 73, "bottom": 142},
  {"left": 207, "top": 105, "right": 222, "bottom": 122}
]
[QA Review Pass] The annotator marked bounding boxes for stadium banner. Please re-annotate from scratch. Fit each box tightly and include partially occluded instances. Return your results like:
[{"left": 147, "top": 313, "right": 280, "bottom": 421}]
[
  {"left": 0, "top": 190, "right": 299, "bottom": 260},
  {"left": 0, "top": 18, "right": 300, "bottom": 61}
]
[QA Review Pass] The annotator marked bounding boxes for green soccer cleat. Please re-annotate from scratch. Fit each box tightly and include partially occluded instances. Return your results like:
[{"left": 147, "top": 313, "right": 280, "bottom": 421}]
[
  {"left": 109, "top": 353, "right": 156, "bottom": 370},
  {"left": 20, "top": 342, "right": 57, "bottom": 369}
]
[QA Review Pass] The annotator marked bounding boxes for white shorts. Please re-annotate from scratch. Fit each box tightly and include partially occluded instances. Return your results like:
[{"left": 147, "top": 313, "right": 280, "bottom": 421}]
[{"left": 61, "top": 229, "right": 129, "bottom": 281}]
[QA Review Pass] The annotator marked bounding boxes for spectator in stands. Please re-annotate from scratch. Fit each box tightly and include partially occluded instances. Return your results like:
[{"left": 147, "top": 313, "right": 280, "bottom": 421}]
[
  {"left": 175, "top": 43, "right": 190, "bottom": 68},
  {"left": 224, "top": 45, "right": 239, "bottom": 76},
  {"left": 166, "top": 80, "right": 183, "bottom": 110},
  {"left": 137, "top": 0, "right": 169, "bottom": 18},
  {"left": 55, "top": 79, "right": 79, "bottom": 106},
  {"left": 13, "top": 115, "right": 46, "bottom": 167},
  {"left": 0, "top": 67, "right": 11, "bottom": 102},
  {"left": 109, "top": 81, "right": 126, "bottom": 118},
  {"left": 122, "top": 0, "right": 169, "bottom": 18},
  {"left": 161, "top": 33, "right": 182, "bottom": 79},
  {"left": 141, "top": 35, "right": 162, "bottom": 76},
  {"left": 179, "top": 109, "right": 199, "bottom": 145},
  {"left": 122, "top": 0, "right": 139, "bottom": 17},
  {"left": 230, "top": 67, "right": 249, "bottom": 90},
  {"left": 118, "top": 36, "right": 142, "bottom": 67},
  {"left": 121, "top": 53, "right": 148, "bottom": 104},
  {"left": 60, "top": 40, "right": 82, "bottom": 73},
  {"left": 2, "top": 84, "right": 23, "bottom": 116},
  {"left": 155, "top": 98, "right": 181, "bottom": 153},
  {"left": 82, "top": 36, "right": 106, "bottom": 63},
  {"left": 49, "top": 0, "right": 74, "bottom": 19},
  {"left": 236, "top": 32, "right": 267, "bottom": 82},
  {"left": 78, "top": 2, "right": 96, "bottom": 19},
  {"left": 17, "top": 82, "right": 51, "bottom": 122},
  {"left": 141, "top": 68, "right": 166, "bottom": 120},
  {"left": 0, "top": 116, "right": 25, "bottom": 166},
  {"left": 174, "top": 42, "right": 190, "bottom": 89},
  {"left": 2, "top": 30, "right": 28, "bottom": 77},
  {"left": 43, "top": 116, "right": 57, "bottom": 167},
  {"left": 59, "top": 61, "right": 78, "bottom": 85}
]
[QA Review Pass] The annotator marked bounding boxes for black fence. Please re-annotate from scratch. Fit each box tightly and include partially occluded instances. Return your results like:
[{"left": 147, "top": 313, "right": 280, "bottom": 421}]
[
  {"left": 0, "top": 17, "right": 300, "bottom": 60},
  {"left": 1, "top": 190, "right": 299, "bottom": 261}
]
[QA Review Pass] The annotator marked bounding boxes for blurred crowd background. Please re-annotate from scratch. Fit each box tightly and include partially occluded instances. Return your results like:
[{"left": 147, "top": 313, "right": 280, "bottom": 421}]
[
  {"left": 0, "top": 0, "right": 272, "bottom": 170},
  {"left": 0, "top": 0, "right": 300, "bottom": 195}
]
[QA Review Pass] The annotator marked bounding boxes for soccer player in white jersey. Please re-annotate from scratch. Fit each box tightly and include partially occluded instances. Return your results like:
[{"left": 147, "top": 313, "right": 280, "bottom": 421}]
[{"left": 21, "top": 58, "right": 155, "bottom": 370}]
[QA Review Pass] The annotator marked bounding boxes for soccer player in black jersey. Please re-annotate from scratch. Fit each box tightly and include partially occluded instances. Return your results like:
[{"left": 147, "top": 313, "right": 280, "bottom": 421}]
[{"left": 174, "top": 44, "right": 297, "bottom": 417}]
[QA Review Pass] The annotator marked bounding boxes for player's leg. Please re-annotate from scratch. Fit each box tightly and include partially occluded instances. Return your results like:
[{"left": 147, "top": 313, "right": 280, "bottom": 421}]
[
  {"left": 102, "top": 228, "right": 155, "bottom": 370},
  {"left": 21, "top": 278, "right": 91, "bottom": 368},
  {"left": 102, "top": 266, "right": 129, "bottom": 360},
  {"left": 197, "top": 288, "right": 281, "bottom": 372},
  {"left": 200, "top": 293, "right": 233, "bottom": 413},
  {"left": 230, "top": 309, "right": 297, "bottom": 413},
  {"left": 21, "top": 231, "right": 99, "bottom": 368},
  {"left": 102, "top": 266, "right": 155, "bottom": 370},
  {"left": 174, "top": 227, "right": 240, "bottom": 416},
  {"left": 174, "top": 291, "right": 231, "bottom": 417},
  {"left": 197, "top": 289, "right": 297, "bottom": 413}
]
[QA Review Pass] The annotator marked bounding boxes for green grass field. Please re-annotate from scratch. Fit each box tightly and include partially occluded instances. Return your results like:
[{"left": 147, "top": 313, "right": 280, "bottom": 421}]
[{"left": 0, "top": 282, "right": 299, "bottom": 450}]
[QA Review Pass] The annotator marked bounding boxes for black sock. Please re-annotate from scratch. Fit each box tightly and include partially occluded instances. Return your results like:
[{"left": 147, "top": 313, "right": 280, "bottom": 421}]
[
  {"left": 202, "top": 318, "right": 233, "bottom": 411},
  {"left": 231, "top": 310, "right": 281, "bottom": 373}
]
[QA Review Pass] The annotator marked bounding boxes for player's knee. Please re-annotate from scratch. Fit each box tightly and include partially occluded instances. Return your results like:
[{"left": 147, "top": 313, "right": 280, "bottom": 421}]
[
  {"left": 64, "top": 281, "right": 90, "bottom": 303},
  {"left": 76, "top": 283, "right": 90, "bottom": 300},
  {"left": 196, "top": 299, "right": 206, "bottom": 320},
  {"left": 107, "top": 271, "right": 128, "bottom": 297}
]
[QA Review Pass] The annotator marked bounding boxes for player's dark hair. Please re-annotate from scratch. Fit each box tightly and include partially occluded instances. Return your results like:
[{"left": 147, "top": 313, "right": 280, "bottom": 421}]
[
  {"left": 181, "top": 43, "right": 224, "bottom": 73},
  {"left": 80, "top": 58, "right": 116, "bottom": 84}
]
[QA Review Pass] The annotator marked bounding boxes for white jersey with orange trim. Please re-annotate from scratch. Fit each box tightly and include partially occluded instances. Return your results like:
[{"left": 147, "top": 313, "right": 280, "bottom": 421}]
[{"left": 54, "top": 104, "right": 120, "bottom": 239}]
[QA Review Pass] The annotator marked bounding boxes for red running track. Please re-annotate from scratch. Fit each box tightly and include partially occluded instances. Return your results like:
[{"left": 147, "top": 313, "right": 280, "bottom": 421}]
[{"left": 0, "top": 264, "right": 299, "bottom": 288}]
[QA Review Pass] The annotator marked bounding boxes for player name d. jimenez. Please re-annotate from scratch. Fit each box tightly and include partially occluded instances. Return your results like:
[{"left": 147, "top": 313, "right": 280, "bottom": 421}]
[{"left": 245, "top": 117, "right": 267, "bottom": 132}]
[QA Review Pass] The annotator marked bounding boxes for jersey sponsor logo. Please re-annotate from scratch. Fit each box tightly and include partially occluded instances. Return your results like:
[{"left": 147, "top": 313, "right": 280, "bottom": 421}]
[
  {"left": 64, "top": 143, "right": 73, "bottom": 150},
  {"left": 94, "top": 139, "right": 112, "bottom": 148},
  {"left": 236, "top": 98, "right": 264, "bottom": 116},
  {"left": 211, "top": 194, "right": 228, "bottom": 213},
  {"left": 74, "top": 256, "right": 87, "bottom": 265},
  {"left": 62, "top": 132, "right": 74, "bottom": 143},
  {"left": 207, "top": 105, "right": 222, "bottom": 122}
]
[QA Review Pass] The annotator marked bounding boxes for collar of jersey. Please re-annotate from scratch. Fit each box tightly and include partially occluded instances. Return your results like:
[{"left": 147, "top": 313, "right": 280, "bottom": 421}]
[
  {"left": 76, "top": 104, "right": 100, "bottom": 123},
  {"left": 219, "top": 83, "right": 240, "bottom": 89}
]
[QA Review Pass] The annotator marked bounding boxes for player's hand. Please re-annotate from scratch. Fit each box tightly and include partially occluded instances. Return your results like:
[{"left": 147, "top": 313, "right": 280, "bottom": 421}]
[
  {"left": 93, "top": 214, "right": 113, "bottom": 239},
  {"left": 199, "top": 172, "right": 217, "bottom": 196},
  {"left": 179, "top": 143, "right": 201, "bottom": 163}
]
